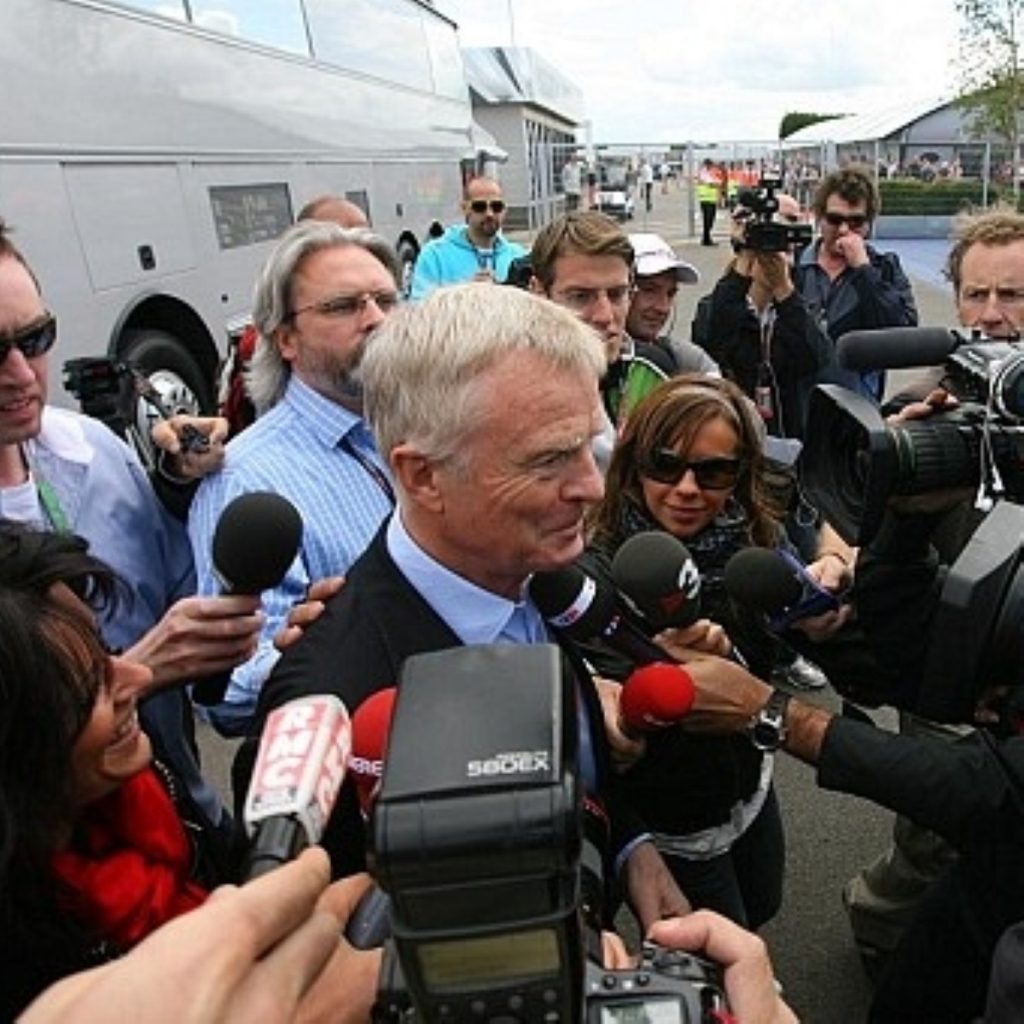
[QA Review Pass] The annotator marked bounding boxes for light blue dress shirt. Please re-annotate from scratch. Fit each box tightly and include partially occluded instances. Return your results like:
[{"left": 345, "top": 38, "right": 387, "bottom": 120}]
[
  {"left": 189, "top": 376, "right": 394, "bottom": 730},
  {"left": 386, "top": 512, "right": 597, "bottom": 788}
]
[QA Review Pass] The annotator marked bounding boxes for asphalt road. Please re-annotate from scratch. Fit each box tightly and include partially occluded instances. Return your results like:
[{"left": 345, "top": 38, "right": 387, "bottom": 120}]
[{"left": 198, "top": 187, "right": 959, "bottom": 1023}]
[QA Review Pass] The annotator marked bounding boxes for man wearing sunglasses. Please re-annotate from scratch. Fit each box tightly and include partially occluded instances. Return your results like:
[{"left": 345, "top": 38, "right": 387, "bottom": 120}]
[
  {"left": 409, "top": 176, "right": 526, "bottom": 300},
  {"left": 795, "top": 166, "right": 918, "bottom": 403},
  {"left": 0, "top": 219, "right": 261, "bottom": 835}
]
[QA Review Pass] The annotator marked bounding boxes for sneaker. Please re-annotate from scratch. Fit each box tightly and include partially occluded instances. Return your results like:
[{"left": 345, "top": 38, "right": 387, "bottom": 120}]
[{"left": 772, "top": 653, "right": 828, "bottom": 691}]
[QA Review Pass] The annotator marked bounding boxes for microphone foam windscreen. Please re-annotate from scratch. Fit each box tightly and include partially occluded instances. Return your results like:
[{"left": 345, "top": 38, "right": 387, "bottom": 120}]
[
  {"left": 836, "top": 327, "right": 957, "bottom": 371},
  {"left": 212, "top": 491, "right": 303, "bottom": 594},
  {"left": 612, "top": 531, "right": 701, "bottom": 629},
  {"left": 723, "top": 548, "right": 802, "bottom": 614},
  {"left": 350, "top": 688, "right": 397, "bottom": 814},
  {"left": 620, "top": 662, "right": 695, "bottom": 732}
]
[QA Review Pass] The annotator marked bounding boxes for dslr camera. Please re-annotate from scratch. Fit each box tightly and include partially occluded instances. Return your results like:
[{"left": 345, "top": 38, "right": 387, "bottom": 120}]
[
  {"left": 734, "top": 178, "right": 812, "bottom": 253},
  {"left": 367, "top": 644, "right": 727, "bottom": 1023},
  {"left": 800, "top": 326, "right": 1024, "bottom": 722}
]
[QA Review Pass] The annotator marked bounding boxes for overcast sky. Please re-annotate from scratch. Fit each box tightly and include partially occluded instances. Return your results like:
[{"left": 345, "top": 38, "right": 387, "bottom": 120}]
[{"left": 435, "top": 0, "right": 963, "bottom": 145}]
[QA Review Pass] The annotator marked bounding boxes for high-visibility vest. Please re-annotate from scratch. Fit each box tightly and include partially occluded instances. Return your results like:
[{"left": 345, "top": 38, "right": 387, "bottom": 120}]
[{"left": 696, "top": 170, "right": 719, "bottom": 204}]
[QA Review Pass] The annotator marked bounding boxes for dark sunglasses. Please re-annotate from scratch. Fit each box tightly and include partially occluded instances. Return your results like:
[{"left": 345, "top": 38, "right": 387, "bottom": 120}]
[
  {"left": 469, "top": 199, "right": 506, "bottom": 214},
  {"left": 0, "top": 313, "right": 57, "bottom": 364},
  {"left": 823, "top": 211, "right": 868, "bottom": 230},
  {"left": 638, "top": 448, "right": 745, "bottom": 490}
]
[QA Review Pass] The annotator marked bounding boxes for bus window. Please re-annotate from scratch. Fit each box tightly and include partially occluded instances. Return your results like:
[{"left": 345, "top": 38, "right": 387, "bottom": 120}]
[
  {"left": 190, "top": 0, "right": 310, "bottom": 56},
  {"left": 304, "top": 0, "right": 432, "bottom": 92}
]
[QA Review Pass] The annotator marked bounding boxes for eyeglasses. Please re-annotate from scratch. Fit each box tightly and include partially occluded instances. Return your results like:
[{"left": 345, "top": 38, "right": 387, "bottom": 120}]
[
  {"left": 0, "top": 313, "right": 57, "bottom": 364},
  {"left": 287, "top": 291, "right": 400, "bottom": 321},
  {"left": 551, "top": 285, "right": 634, "bottom": 312},
  {"left": 823, "top": 211, "right": 869, "bottom": 230},
  {"left": 468, "top": 199, "right": 506, "bottom": 214},
  {"left": 638, "top": 448, "right": 745, "bottom": 490}
]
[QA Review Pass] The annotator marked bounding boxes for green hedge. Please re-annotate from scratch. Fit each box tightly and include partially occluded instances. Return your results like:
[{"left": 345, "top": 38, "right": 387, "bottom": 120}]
[{"left": 879, "top": 179, "right": 1023, "bottom": 214}]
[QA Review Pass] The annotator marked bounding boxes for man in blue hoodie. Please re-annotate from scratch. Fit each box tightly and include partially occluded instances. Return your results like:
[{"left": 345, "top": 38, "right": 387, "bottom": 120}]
[{"left": 410, "top": 177, "right": 526, "bottom": 299}]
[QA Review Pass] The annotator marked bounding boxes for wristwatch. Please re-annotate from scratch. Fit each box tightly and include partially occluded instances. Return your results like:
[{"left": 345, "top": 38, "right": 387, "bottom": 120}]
[{"left": 749, "top": 688, "right": 792, "bottom": 752}]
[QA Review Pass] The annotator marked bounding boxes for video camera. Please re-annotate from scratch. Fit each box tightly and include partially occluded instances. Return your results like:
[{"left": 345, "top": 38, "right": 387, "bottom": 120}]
[
  {"left": 367, "top": 644, "right": 726, "bottom": 1023},
  {"left": 734, "top": 178, "right": 812, "bottom": 253},
  {"left": 800, "top": 326, "right": 1024, "bottom": 722},
  {"left": 800, "top": 327, "right": 1024, "bottom": 547}
]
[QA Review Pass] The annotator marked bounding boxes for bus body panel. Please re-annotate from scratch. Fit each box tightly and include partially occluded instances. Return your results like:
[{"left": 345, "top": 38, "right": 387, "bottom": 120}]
[{"left": 0, "top": 0, "right": 471, "bottom": 411}]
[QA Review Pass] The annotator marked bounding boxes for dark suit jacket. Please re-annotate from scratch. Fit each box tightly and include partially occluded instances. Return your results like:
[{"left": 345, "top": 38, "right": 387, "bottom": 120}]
[{"left": 234, "top": 524, "right": 636, "bottom": 879}]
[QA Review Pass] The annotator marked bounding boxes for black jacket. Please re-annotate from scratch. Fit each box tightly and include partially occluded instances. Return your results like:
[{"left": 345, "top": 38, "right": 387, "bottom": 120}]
[
  {"left": 703, "top": 270, "right": 832, "bottom": 439},
  {"left": 235, "top": 525, "right": 643, "bottom": 880}
]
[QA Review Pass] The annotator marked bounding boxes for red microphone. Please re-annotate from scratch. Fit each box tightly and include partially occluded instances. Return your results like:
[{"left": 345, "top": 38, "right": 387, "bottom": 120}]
[
  {"left": 345, "top": 687, "right": 398, "bottom": 950},
  {"left": 349, "top": 687, "right": 397, "bottom": 818},
  {"left": 619, "top": 662, "right": 695, "bottom": 736}
]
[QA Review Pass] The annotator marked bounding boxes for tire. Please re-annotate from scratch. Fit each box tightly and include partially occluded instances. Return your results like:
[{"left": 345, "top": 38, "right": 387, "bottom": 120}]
[
  {"left": 120, "top": 328, "right": 213, "bottom": 466},
  {"left": 397, "top": 239, "right": 419, "bottom": 298}
]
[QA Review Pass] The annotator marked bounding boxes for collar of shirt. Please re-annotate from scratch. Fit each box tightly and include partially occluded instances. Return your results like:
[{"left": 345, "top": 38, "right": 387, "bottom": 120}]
[
  {"left": 283, "top": 375, "right": 367, "bottom": 450},
  {"left": 386, "top": 511, "right": 547, "bottom": 645}
]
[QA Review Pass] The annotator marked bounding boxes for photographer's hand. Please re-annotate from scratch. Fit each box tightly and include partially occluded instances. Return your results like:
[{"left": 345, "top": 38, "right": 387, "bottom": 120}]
[
  {"left": 649, "top": 911, "right": 797, "bottom": 1024},
  {"left": 152, "top": 415, "right": 229, "bottom": 481},
  {"left": 754, "top": 251, "right": 794, "bottom": 302},
  {"left": 624, "top": 842, "right": 691, "bottom": 932}
]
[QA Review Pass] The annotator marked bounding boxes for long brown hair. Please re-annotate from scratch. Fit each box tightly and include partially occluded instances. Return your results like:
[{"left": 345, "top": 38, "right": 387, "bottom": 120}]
[{"left": 588, "top": 374, "right": 782, "bottom": 549}]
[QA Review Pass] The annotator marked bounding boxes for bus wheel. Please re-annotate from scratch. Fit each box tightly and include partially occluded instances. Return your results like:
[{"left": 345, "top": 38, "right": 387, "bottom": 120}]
[
  {"left": 121, "top": 328, "right": 214, "bottom": 463},
  {"left": 397, "top": 239, "right": 419, "bottom": 297}
]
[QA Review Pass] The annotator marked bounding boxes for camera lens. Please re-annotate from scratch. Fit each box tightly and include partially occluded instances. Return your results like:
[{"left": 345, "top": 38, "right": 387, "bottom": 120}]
[{"left": 994, "top": 353, "right": 1024, "bottom": 420}]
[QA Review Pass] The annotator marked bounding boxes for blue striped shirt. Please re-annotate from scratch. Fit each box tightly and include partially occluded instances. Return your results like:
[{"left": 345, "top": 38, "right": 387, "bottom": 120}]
[{"left": 188, "top": 376, "right": 394, "bottom": 729}]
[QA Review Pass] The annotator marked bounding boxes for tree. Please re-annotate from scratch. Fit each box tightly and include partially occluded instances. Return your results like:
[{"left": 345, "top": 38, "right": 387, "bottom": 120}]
[
  {"left": 778, "top": 111, "right": 845, "bottom": 140},
  {"left": 955, "top": 0, "right": 1024, "bottom": 198}
]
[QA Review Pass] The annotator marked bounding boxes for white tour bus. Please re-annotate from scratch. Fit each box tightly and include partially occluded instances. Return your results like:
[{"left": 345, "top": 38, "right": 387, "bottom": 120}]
[{"left": 0, "top": 0, "right": 474, "bottom": 421}]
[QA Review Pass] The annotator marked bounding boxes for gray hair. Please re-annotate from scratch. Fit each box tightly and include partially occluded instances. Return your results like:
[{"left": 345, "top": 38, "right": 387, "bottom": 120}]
[
  {"left": 360, "top": 282, "right": 606, "bottom": 461},
  {"left": 247, "top": 221, "right": 400, "bottom": 413}
]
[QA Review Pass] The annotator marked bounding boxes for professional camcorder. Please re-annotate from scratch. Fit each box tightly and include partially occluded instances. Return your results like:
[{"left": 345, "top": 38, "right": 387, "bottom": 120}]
[
  {"left": 367, "top": 644, "right": 726, "bottom": 1023},
  {"left": 801, "top": 326, "right": 1024, "bottom": 722},
  {"left": 801, "top": 326, "right": 1024, "bottom": 546},
  {"left": 735, "top": 178, "right": 812, "bottom": 253}
]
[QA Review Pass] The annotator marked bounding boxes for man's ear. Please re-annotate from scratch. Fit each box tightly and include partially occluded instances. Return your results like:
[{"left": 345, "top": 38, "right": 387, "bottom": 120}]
[
  {"left": 528, "top": 275, "right": 545, "bottom": 296},
  {"left": 390, "top": 443, "right": 445, "bottom": 513},
  {"left": 274, "top": 324, "right": 298, "bottom": 364}
]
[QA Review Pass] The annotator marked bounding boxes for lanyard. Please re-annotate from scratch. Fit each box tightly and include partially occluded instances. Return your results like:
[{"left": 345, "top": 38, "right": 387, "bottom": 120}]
[
  {"left": 21, "top": 447, "right": 70, "bottom": 532},
  {"left": 340, "top": 436, "right": 396, "bottom": 505}
]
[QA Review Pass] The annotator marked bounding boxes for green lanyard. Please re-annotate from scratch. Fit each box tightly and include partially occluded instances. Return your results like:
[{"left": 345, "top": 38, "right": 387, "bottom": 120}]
[{"left": 22, "top": 447, "right": 70, "bottom": 533}]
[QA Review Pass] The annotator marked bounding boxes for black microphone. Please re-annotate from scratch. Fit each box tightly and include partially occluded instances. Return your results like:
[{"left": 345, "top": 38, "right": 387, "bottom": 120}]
[
  {"left": 611, "top": 531, "right": 701, "bottom": 631},
  {"left": 835, "top": 327, "right": 959, "bottom": 372},
  {"left": 723, "top": 547, "right": 839, "bottom": 632},
  {"left": 212, "top": 491, "right": 303, "bottom": 593},
  {"left": 529, "top": 563, "right": 671, "bottom": 666},
  {"left": 193, "top": 491, "right": 303, "bottom": 706}
]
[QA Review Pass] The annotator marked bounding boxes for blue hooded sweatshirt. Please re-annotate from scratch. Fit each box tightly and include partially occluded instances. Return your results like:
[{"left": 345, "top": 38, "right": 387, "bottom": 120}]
[{"left": 409, "top": 223, "right": 526, "bottom": 300}]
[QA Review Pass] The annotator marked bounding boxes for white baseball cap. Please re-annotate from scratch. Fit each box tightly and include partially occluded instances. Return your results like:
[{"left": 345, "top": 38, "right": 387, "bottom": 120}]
[{"left": 629, "top": 233, "right": 700, "bottom": 284}]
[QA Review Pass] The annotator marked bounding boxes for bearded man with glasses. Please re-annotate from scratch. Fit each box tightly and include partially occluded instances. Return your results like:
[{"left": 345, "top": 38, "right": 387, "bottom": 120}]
[
  {"left": 409, "top": 176, "right": 526, "bottom": 299},
  {"left": 795, "top": 165, "right": 918, "bottom": 403},
  {"left": 188, "top": 222, "right": 402, "bottom": 735}
]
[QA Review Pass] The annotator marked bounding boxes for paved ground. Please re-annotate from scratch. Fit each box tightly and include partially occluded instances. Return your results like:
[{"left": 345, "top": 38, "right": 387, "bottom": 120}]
[{"left": 197, "top": 188, "right": 959, "bottom": 1022}]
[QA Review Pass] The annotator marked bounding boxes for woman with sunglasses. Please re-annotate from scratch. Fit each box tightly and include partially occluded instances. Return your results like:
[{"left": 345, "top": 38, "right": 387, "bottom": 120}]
[
  {"left": 584, "top": 375, "right": 822, "bottom": 930},
  {"left": 0, "top": 524, "right": 378, "bottom": 1022}
]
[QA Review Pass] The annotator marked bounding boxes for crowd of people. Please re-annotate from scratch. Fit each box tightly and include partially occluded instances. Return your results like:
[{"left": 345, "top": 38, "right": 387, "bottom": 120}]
[{"left": 3, "top": 161, "right": 1024, "bottom": 1023}]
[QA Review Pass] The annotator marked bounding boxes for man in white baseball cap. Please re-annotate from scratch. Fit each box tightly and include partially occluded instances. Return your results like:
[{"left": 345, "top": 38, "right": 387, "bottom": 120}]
[{"left": 627, "top": 233, "right": 717, "bottom": 374}]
